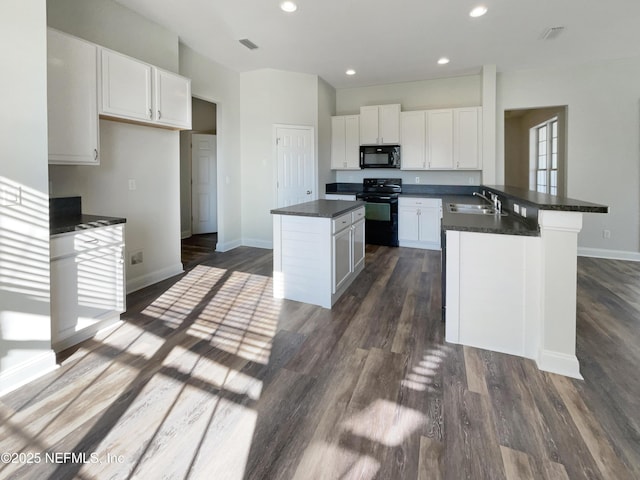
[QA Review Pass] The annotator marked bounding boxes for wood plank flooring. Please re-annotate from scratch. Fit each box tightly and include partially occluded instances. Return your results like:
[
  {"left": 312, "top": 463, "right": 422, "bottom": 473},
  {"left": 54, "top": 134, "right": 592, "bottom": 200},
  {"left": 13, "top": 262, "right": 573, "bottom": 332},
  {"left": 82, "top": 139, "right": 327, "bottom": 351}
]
[{"left": 0, "top": 247, "right": 638, "bottom": 479}]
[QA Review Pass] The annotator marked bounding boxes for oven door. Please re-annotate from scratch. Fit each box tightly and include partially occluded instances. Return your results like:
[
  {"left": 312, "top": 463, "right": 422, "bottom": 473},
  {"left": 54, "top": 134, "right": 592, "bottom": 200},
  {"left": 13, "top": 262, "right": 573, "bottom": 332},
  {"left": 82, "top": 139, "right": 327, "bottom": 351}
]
[{"left": 362, "top": 196, "right": 399, "bottom": 247}]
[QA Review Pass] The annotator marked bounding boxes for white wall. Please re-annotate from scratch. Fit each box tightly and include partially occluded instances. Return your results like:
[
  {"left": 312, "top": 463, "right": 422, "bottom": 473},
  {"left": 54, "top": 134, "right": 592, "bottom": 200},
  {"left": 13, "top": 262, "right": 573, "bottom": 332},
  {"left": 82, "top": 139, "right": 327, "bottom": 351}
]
[
  {"left": 0, "top": 0, "right": 56, "bottom": 394},
  {"left": 47, "top": 0, "right": 179, "bottom": 72},
  {"left": 318, "top": 77, "right": 337, "bottom": 190},
  {"left": 180, "top": 44, "right": 242, "bottom": 251},
  {"left": 240, "top": 69, "right": 319, "bottom": 248},
  {"left": 498, "top": 57, "right": 640, "bottom": 256},
  {"left": 48, "top": 0, "right": 184, "bottom": 291},
  {"left": 49, "top": 121, "right": 183, "bottom": 292},
  {"left": 336, "top": 74, "right": 482, "bottom": 114}
]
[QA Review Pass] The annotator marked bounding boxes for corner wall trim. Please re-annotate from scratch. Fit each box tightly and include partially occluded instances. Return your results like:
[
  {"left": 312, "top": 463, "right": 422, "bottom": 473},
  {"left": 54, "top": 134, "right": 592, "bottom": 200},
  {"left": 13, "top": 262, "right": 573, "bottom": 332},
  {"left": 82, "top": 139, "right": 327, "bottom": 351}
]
[
  {"left": 536, "top": 350, "right": 583, "bottom": 379},
  {"left": 216, "top": 239, "right": 242, "bottom": 252},
  {"left": 578, "top": 247, "right": 640, "bottom": 262}
]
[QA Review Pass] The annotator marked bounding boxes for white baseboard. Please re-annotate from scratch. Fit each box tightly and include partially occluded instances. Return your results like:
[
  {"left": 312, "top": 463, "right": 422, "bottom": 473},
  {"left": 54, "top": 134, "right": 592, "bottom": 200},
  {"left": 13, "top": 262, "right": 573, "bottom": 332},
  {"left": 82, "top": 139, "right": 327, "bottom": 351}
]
[
  {"left": 0, "top": 350, "right": 58, "bottom": 398},
  {"left": 399, "top": 240, "right": 441, "bottom": 251},
  {"left": 536, "top": 350, "right": 583, "bottom": 379},
  {"left": 242, "top": 238, "right": 274, "bottom": 250},
  {"left": 578, "top": 247, "right": 640, "bottom": 261},
  {"left": 216, "top": 239, "right": 242, "bottom": 252},
  {"left": 126, "top": 263, "right": 184, "bottom": 293},
  {"left": 181, "top": 229, "right": 192, "bottom": 239}
]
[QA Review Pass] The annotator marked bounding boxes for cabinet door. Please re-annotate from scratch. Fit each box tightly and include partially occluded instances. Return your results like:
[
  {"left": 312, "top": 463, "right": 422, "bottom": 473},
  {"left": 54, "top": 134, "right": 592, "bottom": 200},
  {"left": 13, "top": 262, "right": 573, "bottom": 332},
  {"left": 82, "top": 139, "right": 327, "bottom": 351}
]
[
  {"left": 398, "top": 206, "right": 419, "bottom": 242},
  {"left": 155, "top": 68, "right": 192, "bottom": 129},
  {"left": 331, "top": 116, "right": 346, "bottom": 169},
  {"left": 352, "top": 219, "right": 365, "bottom": 271},
  {"left": 379, "top": 104, "right": 400, "bottom": 144},
  {"left": 454, "top": 107, "right": 482, "bottom": 169},
  {"left": 427, "top": 109, "right": 454, "bottom": 169},
  {"left": 400, "top": 111, "right": 426, "bottom": 169},
  {"left": 100, "top": 49, "right": 153, "bottom": 122},
  {"left": 333, "top": 227, "right": 352, "bottom": 293},
  {"left": 360, "top": 106, "right": 380, "bottom": 144},
  {"left": 344, "top": 115, "right": 361, "bottom": 169},
  {"left": 47, "top": 29, "right": 99, "bottom": 165},
  {"left": 418, "top": 207, "right": 442, "bottom": 244}
]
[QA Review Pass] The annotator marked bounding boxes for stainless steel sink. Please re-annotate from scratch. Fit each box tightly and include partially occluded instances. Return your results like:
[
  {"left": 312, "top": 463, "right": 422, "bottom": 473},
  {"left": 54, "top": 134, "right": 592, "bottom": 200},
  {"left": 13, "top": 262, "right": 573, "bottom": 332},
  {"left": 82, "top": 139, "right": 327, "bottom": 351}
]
[{"left": 447, "top": 203, "right": 508, "bottom": 216}]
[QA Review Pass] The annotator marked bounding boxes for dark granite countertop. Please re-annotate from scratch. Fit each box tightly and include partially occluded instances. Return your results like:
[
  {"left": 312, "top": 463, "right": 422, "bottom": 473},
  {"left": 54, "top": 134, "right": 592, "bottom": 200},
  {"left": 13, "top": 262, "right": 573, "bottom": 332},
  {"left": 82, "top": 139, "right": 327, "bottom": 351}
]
[
  {"left": 50, "top": 215, "right": 127, "bottom": 236},
  {"left": 483, "top": 185, "right": 608, "bottom": 213},
  {"left": 271, "top": 200, "right": 364, "bottom": 218},
  {"left": 441, "top": 195, "right": 540, "bottom": 237}
]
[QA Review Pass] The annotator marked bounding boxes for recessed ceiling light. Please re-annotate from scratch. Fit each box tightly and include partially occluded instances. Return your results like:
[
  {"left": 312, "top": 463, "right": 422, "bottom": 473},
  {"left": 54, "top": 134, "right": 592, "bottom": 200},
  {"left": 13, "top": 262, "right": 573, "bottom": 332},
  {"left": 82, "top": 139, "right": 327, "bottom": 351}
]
[
  {"left": 469, "top": 5, "right": 488, "bottom": 17},
  {"left": 437, "top": 57, "right": 450, "bottom": 65},
  {"left": 280, "top": 1, "right": 297, "bottom": 13},
  {"left": 346, "top": 69, "right": 356, "bottom": 76}
]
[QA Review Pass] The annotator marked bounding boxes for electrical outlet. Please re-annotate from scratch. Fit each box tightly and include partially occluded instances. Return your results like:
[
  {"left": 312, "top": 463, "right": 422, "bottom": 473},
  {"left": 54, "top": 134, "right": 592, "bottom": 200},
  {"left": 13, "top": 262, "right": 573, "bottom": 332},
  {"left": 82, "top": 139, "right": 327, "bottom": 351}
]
[
  {"left": 514, "top": 203, "right": 520, "bottom": 214},
  {"left": 130, "top": 250, "right": 143, "bottom": 265},
  {"left": 521, "top": 207, "right": 527, "bottom": 218},
  {"left": 128, "top": 179, "right": 137, "bottom": 191},
  {"left": 415, "top": 176, "right": 420, "bottom": 184},
  {"left": 603, "top": 229, "right": 611, "bottom": 239},
  {"left": 468, "top": 177, "right": 474, "bottom": 185}
]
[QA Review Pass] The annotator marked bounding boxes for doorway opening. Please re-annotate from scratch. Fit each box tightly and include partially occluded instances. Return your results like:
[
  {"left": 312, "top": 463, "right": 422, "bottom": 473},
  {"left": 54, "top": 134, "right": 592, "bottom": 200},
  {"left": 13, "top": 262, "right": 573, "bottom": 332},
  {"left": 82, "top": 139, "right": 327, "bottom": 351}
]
[
  {"left": 504, "top": 106, "right": 567, "bottom": 196},
  {"left": 180, "top": 97, "right": 218, "bottom": 265}
]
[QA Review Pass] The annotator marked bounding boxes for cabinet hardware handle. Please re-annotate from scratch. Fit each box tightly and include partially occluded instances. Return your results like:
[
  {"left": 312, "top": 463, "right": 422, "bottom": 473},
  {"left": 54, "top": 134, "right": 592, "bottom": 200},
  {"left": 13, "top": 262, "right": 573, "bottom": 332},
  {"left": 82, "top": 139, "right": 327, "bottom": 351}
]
[
  {"left": 158, "top": 110, "right": 161, "bottom": 119},
  {"left": 94, "top": 149, "right": 98, "bottom": 160},
  {"left": 85, "top": 239, "right": 99, "bottom": 244},
  {"left": 149, "top": 108, "right": 152, "bottom": 119}
]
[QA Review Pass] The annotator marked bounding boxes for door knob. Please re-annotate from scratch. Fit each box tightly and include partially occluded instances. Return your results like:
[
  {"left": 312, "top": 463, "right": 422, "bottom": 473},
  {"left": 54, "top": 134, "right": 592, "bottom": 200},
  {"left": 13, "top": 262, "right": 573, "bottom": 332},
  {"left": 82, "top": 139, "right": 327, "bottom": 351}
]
[{"left": 306, "top": 190, "right": 312, "bottom": 194}]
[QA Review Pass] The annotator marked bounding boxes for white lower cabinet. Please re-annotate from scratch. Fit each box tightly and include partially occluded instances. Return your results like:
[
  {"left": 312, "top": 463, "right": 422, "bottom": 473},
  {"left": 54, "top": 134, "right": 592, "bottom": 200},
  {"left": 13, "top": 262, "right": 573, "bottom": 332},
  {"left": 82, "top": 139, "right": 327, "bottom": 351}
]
[
  {"left": 50, "top": 225, "right": 125, "bottom": 351},
  {"left": 398, "top": 197, "right": 442, "bottom": 250},
  {"left": 273, "top": 206, "right": 365, "bottom": 308}
]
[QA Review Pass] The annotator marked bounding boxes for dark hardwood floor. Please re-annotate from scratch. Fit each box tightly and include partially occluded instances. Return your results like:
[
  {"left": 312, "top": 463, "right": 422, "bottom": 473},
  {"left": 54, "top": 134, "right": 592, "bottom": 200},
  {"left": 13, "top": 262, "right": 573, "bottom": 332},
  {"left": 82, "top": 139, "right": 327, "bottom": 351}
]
[
  {"left": 181, "top": 233, "right": 218, "bottom": 270},
  {"left": 0, "top": 247, "right": 638, "bottom": 479}
]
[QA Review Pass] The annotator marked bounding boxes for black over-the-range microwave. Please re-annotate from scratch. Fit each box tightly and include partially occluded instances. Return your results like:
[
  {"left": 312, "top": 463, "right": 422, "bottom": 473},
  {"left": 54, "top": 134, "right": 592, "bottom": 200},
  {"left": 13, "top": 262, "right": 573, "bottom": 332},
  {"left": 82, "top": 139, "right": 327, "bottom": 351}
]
[{"left": 359, "top": 145, "right": 401, "bottom": 169}]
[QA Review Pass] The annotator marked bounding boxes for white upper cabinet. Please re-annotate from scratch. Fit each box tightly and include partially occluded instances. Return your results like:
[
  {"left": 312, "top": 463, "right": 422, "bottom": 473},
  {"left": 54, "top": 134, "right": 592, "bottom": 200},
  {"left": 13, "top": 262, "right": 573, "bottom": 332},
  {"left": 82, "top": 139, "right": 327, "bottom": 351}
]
[
  {"left": 99, "top": 48, "right": 191, "bottom": 130},
  {"left": 100, "top": 49, "right": 153, "bottom": 122},
  {"left": 427, "top": 109, "right": 455, "bottom": 169},
  {"left": 154, "top": 68, "right": 192, "bottom": 129},
  {"left": 454, "top": 107, "right": 482, "bottom": 169},
  {"left": 47, "top": 29, "right": 100, "bottom": 165},
  {"left": 400, "top": 111, "right": 426, "bottom": 170},
  {"left": 359, "top": 104, "right": 400, "bottom": 144},
  {"left": 331, "top": 115, "right": 360, "bottom": 170}
]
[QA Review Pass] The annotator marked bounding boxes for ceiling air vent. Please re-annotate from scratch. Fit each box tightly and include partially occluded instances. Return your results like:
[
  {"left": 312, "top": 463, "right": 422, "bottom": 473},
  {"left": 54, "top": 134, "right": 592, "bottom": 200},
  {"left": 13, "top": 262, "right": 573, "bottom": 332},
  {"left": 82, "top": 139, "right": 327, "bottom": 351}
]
[
  {"left": 540, "top": 26, "right": 565, "bottom": 40},
  {"left": 239, "top": 38, "right": 259, "bottom": 50}
]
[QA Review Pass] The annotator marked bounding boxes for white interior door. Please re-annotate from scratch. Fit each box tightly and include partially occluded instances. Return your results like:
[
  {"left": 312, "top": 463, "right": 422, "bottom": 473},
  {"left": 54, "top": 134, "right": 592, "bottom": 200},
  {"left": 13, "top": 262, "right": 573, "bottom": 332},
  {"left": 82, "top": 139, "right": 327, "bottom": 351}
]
[
  {"left": 191, "top": 134, "right": 218, "bottom": 234},
  {"left": 276, "top": 126, "right": 315, "bottom": 207}
]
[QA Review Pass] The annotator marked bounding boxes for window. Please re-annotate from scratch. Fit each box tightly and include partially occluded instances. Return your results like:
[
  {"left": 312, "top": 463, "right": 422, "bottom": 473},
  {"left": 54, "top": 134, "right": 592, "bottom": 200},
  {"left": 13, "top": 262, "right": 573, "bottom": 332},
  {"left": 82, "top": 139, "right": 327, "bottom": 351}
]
[{"left": 534, "top": 118, "right": 559, "bottom": 195}]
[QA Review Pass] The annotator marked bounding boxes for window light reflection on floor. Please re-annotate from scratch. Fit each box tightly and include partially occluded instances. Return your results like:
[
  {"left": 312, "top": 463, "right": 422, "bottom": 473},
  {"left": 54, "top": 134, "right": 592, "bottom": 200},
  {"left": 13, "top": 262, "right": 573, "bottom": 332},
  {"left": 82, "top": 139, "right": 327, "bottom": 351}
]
[{"left": 401, "top": 345, "right": 451, "bottom": 392}]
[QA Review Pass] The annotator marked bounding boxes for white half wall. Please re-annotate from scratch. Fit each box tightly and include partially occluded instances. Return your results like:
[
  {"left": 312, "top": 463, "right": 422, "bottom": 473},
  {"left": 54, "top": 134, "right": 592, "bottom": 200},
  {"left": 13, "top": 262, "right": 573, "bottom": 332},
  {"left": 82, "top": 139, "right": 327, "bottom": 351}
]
[
  {"left": 0, "top": 0, "right": 57, "bottom": 395},
  {"left": 180, "top": 44, "right": 242, "bottom": 252},
  {"left": 497, "top": 56, "right": 640, "bottom": 253}
]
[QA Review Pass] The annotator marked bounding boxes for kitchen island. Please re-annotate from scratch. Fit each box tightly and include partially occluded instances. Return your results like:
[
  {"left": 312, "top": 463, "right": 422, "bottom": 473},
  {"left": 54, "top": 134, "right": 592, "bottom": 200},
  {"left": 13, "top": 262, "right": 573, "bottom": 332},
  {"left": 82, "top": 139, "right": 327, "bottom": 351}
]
[
  {"left": 442, "top": 186, "right": 607, "bottom": 379},
  {"left": 271, "top": 200, "right": 365, "bottom": 308}
]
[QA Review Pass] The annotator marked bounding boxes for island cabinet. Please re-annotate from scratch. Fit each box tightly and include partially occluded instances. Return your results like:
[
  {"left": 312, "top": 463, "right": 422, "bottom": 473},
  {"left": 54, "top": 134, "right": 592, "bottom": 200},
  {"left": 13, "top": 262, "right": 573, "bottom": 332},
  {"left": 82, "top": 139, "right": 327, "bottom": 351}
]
[
  {"left": 47, "top": 29, "right": 100, "bottom": 165},
  {"left": 360, "top": 104, "right": 401, "bottom": 145},
  {"left": 272, "top": 201, "right": 365, "bottom": 308},
  {"left": 50, "top": 224, "right": 125, "bottom": 352},
  {"left": 330, "top": 115, "right": 360, "bottom": 170},
  {"left": 400, "top": 107, "right": 482, "bottom": 170},
  {"left": 398, "top": 197, "right": 442, "bottom": 249},
  {"left": 99, "top": 48, "right": 192, "bottom": 130}
]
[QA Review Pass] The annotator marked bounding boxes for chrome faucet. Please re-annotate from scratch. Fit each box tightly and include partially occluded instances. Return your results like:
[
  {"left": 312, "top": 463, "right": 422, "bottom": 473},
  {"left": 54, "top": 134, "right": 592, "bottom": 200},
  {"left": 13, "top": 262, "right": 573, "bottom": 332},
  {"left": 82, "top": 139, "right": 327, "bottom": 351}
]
[{"left": 473, "top": 191, "right": 502, "bottom": 214}]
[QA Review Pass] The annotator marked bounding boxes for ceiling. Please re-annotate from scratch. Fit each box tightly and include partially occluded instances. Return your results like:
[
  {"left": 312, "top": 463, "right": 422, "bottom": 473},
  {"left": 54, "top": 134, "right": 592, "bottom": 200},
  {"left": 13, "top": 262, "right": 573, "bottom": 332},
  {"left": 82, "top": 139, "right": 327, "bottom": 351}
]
[{"left": 113, "top": 0, "right": 640, "bottom": 89}]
